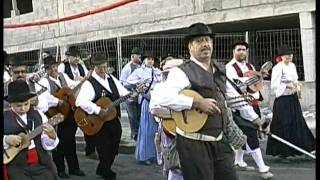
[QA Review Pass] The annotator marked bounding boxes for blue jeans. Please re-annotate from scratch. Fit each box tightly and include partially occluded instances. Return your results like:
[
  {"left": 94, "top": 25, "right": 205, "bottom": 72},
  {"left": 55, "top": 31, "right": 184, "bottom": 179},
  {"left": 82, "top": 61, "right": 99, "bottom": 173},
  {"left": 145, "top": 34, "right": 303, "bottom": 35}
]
[{"left": 125, "top": 100, "right": 141, "bottom": 140}]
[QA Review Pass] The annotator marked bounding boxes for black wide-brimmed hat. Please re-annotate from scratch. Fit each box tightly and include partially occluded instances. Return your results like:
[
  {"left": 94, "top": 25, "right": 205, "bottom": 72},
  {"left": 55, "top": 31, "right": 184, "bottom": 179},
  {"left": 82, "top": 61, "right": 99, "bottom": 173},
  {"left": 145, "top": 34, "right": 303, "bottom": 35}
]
[
  {"left": 277, "top": 45, "right": 294, "bottom": 56},
  {"left": 184, "top": 23, "right": 214, "bottom": 43},
  {"left": 232, "top": 41, "right": 249, "bottom": 49},
  {"left": 43, "top": 51, "right": 59, "bottom": 68},
  {"left": 91, "top": 52, "right": 108, "bottom": 65},
  {"left": 131, "top": 47, "right": 143, "bottom": 55},
  {"left": 8, "top": 55, "right": 26, "bottom": 66},
  {"left": 65, "top": 46, "right": 80, "bottom": 57},
  {"left": 4, "top": 80, "right": 36, "bottom": 103}
]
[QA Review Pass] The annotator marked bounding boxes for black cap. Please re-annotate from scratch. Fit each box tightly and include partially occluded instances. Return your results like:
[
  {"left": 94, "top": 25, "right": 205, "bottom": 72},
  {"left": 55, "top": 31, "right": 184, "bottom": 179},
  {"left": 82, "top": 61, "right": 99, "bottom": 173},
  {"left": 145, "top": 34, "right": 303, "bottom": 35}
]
[
  {"left": 232, "top": 41, "right": 249, "bottom": 50},
  {"left": 66, "top": 46, "right": 80, "bottom": 56},
  {"left": 184, "top": 23, "right": 214, "bottom": 43},
  {"left": 4, "top": 80, "right": 36, "bottom": 103},
  {"left": 9, "top": 55, "right": 26, "bottom": 66},
  {"left": 277, "top": 45, "right": 294, "bottom": 56},
  {"left": 91, "top": 52, "right": 107, "bottom": 65},
  {"left": 131, "top": 47, "right": 142, "bottom": 55}
]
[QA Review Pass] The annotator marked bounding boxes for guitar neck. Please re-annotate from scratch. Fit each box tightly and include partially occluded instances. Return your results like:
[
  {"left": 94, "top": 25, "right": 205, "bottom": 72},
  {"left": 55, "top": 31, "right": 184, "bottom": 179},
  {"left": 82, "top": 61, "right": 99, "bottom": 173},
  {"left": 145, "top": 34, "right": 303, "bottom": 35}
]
[
  {"left": 108, "top": 92, "right": 134, "bottom": 110},
  {"left": 27, "top": 116, "right": 62, "bottom": 140}
]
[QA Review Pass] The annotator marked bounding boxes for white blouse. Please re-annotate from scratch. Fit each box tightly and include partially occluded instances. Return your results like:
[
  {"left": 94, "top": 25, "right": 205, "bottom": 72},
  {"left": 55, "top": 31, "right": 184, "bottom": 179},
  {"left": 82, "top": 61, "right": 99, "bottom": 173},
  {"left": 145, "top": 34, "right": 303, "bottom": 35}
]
[{"left": 271, "top": 61, "right": 298, "bottom": 98}]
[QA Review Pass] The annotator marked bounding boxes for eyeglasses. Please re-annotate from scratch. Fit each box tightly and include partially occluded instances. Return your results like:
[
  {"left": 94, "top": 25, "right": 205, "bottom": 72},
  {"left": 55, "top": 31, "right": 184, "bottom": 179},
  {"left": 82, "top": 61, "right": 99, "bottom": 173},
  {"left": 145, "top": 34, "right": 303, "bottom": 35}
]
[{"left": 12, "top": 70, "right": 27, "bottom": 74}]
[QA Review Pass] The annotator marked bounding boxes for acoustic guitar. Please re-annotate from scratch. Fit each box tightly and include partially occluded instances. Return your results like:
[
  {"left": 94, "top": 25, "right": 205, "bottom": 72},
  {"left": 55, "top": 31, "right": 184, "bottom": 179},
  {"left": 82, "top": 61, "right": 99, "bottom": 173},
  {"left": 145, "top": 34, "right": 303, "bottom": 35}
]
[
  {"left": 47, "top": 70, "right": 93, "bottom": 119},
  {"left": 3, "top": 113, "right": 64, "bottom": 164},
  {"left": 74, "top": 79, "right": 149, "bottom": 136},
  {"left": 152, "top": 89, "right": 254, "bottom": 134},
  {"left": 234, "top": 61, "right": 273, "bottom": 93}
]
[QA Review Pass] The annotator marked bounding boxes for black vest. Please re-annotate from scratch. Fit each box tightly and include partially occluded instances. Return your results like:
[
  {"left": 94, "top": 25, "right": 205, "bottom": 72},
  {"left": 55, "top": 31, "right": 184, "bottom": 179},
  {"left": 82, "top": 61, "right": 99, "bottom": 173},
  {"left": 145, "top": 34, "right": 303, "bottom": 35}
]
[
  {"left": 178, "top": 60, "right": 228, "bottom": 137},
  {"left": 64, "top": 62, "right": 85, "bottom": 80},
  {"left": 47, "top": 73, "right": 68, "bottom": 94},
  {"left": 88, "top": 76, "right": 121, "bottom": 118},
  {"left": 3, "top": 109, "right": 54, "bottom": 170}
]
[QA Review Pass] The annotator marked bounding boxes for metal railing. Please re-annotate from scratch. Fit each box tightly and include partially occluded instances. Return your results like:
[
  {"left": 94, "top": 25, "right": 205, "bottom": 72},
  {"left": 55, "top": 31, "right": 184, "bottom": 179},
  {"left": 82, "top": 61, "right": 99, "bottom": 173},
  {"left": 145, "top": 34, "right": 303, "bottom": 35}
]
[{"left": 8, "top": 28, "right": 304, "bottom": 80}]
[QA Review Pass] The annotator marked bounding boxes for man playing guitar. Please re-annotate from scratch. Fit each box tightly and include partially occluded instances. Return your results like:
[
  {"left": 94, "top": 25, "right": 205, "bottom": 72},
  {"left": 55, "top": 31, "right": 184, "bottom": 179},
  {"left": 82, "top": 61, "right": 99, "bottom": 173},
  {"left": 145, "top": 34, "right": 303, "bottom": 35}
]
[
  {"left": 37, "top": 52, "right": 85, "bottom": 178},
  {"left": 225, "top": 41, "right": 273, "bottom": 179},
  {"left": 75, "top": 52, "right": 130, "bottom": 180}
]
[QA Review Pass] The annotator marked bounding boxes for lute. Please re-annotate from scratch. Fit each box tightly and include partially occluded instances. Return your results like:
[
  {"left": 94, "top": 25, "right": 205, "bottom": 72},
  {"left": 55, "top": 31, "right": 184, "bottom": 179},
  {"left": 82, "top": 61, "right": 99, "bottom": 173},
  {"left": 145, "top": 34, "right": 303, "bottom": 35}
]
[
  {"left": 3, "top": 113, "right": 64, "bottom": 164},
  {"left": 151, "top": 89, "right": 254, "bottom": 134}
]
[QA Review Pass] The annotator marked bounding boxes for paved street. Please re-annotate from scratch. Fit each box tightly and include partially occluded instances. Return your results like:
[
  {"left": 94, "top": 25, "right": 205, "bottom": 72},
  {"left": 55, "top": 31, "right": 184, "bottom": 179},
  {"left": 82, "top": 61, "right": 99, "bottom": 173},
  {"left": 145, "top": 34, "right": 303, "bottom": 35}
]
[{"left": 68, "top": 107, "right": 316, "bottom": 180}]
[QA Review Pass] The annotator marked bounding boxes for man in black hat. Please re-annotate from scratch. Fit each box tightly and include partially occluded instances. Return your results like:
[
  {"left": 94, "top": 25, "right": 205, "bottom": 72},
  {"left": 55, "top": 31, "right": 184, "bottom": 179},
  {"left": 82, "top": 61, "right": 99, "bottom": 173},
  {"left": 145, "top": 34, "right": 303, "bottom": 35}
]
[
  {"left": 58, "top": 46, "right": 89, "bottom": 81},
  {"left": 36, "top": 52, "right": 85, "bottom": 178},
  {"left": 75, "top": 52, "right": 130, "bottom": 180},
  {"left": 3, "top": 80, "right": 59, "bottom": 180},
  {"left": 58, "top": 46, "right": 95, "bottom": 157},
  {"left": 151, "top": 22, "right": 237, "bottom": 180},
  {"left": 225, "top": 41, "right": 273, "bottom": 179},
  {"left": 4, "top": 54, "right": 48, "bottom": 112},
  {"left": 120, "top": 47, "right": 143, "bottom": 141}
]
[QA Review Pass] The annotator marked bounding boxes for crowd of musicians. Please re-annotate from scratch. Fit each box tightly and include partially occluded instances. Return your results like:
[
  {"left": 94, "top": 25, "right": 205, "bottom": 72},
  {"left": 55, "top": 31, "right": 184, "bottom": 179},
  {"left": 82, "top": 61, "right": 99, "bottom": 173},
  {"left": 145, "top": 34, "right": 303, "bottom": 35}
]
[{"left": 3, "top": 22, "right": 315, "bottom": 180}]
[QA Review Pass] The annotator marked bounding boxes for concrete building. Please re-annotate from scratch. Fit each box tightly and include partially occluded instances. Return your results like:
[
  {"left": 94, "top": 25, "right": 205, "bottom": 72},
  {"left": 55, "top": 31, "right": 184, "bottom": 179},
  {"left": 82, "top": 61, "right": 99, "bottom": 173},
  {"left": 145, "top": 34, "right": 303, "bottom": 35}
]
[{"left": 3, "top": 0, "right": 315, "bottom": 109}]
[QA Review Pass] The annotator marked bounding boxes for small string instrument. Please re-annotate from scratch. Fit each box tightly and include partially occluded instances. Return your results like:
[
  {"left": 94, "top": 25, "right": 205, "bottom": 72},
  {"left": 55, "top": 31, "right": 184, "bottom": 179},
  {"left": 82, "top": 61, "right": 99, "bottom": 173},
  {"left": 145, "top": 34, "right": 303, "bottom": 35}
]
[
  {"left": 151, "top": 89, "right": 254, "bottom": 134},
  {"left": 3, "top": 113, "right": 64, "bottom": 164},
  {"left": 234, "top": 61, "right": 273, "bottom": 94}
]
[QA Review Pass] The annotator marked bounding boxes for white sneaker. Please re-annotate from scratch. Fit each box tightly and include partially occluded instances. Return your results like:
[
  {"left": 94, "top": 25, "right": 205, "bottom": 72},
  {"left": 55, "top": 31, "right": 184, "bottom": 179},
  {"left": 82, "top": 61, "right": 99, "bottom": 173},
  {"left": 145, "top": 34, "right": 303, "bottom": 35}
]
[
  {"left": 234, "top": 164, "right": 256, "bottom": 171},
  {"left": 260, "top": 171, "right": 274, "bottom": 179}
]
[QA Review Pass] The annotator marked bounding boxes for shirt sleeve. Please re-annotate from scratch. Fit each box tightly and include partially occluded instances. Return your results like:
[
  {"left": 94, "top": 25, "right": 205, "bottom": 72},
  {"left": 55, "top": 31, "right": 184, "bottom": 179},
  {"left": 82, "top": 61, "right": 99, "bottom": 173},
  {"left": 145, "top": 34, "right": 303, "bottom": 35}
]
[
  {"left": 150, "top": 67, "right": 193, "bottom": 111},
  {"left": 37, "top": 79, "right": 59, "bottom": 109},
  {"left": 81, "top": 64, "right": 89, "bottom": 76},
  {"left": 3, "top": 135, "right": 9, "bottom": 150},
  {"left": 120, "top": 64, "right": 131, "bottom": 85},
  {"left": 225, "top": 64, "right": 259, "bottom": 121},
  {"left": 57, "top": 63, "right": 65, "bottom": 73},
  {"left": 110, "top": 75, "right": 130, "bottom": 97},
  {"left": 63, "top": 73, "right": 80, "bottom": 88},
  {"left": 75, "top": 81, "right": 101, "bottom": 115},
  {"left": 126, "top": 69, "right": 141, "bottom": 85},
  {"left": 271, "top": 65, "right": 287, "bottom": 97},
  {"left": 39, "top": 110, "right": 59, "bottom": 150}
]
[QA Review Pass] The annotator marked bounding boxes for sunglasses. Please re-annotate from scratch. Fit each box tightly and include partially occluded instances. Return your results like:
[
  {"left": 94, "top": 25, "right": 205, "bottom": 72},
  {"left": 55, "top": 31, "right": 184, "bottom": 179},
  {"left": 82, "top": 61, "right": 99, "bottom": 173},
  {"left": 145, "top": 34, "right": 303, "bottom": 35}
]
[{"left": 12, "top": 70, "right": 27, "bottom": 74}]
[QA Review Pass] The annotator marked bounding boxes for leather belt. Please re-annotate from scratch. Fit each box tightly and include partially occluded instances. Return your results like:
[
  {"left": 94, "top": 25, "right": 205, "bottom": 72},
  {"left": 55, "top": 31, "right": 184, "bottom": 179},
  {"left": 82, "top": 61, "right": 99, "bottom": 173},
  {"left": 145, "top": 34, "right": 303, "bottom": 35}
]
[{"left": 175, "top": 127, "right": 223, "bottom": 142}]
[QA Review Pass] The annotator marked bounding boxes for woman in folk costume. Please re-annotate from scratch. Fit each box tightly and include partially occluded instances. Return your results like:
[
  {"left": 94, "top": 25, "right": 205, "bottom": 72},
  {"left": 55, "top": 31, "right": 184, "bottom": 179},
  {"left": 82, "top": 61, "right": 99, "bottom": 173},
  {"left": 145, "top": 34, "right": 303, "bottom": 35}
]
[
  {"left": 126, "top": 51, "right": 162, "bottom": 165},
  {"left": 150, "top": 57, "right": 184, "bottom": 180},
  {"left": 266, "top": 45, "right": 316, "bottom": 160}
]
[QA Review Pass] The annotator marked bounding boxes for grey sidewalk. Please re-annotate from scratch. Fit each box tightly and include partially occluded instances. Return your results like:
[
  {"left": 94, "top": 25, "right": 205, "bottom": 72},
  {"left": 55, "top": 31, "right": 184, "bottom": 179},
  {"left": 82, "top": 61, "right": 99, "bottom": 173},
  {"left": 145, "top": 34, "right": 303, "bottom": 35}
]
[{"left": 76, "top": 106, "right": 316, "bottom": 155}]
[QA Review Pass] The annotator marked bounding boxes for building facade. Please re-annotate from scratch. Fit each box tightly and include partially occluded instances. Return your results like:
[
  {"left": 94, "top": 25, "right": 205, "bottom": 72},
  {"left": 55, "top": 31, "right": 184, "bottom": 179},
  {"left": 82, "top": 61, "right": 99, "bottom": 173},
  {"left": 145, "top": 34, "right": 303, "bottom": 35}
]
[{"left": 3, "top": 0, "right": 316, "bottom": 109}]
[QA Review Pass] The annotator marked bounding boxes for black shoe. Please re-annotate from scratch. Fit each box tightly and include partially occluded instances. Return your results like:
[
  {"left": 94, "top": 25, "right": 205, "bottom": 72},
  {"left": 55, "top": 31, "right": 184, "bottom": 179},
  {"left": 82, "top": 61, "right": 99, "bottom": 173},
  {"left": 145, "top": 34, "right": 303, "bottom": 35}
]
[
  {"left": 58, "top": 171, "right": 70, "bottom": 179},
  {"left": 69, "top": 169, "right": 86, "bottom": 176}
]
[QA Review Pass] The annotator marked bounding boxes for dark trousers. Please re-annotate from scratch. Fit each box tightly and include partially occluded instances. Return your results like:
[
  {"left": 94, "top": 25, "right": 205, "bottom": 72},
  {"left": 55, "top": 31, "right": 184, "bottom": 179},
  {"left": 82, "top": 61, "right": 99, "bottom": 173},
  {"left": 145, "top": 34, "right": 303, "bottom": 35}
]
[
  {"left": 8, "top": 164, "right": 57, "bottom": 180},
  {"left": 52, "top": 113, "right": 80, "bottom": 173},
  {"left": 125, "top": 100, "right": 141, "bottom": 139},
  {"left": 95, "top": 119, "right": 122, "bottom": 176},
  {"left": 84, "top": 134, "right": 96, "bottom": 155},
  {"left": 176, "top": 135, "right": 237, "bottom": 180}
]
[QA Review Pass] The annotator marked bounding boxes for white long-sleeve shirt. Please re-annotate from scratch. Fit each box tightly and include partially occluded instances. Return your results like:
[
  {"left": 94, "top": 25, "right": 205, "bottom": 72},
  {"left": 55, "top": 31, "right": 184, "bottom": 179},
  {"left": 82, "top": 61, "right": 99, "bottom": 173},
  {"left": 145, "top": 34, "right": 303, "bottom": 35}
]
[
  {"left": 225, "top": 58, "right": 259, "bottom": 121},
  {"left": 58, "top": 62, "right": 89, "bottom": 79},
  {"left": 36, "top": 73, "right": 80, "bottom": 109},
  {"left": 271, "top": 61, "right": 298, "bottom": 98},
  {"left": 75, "top": 71, "right": 130, "bottom": 115},
  {"left": 148, "top": 56, "right": 213, "bottom": 112},
  {"left": 3, "top": 109, "right": 59, "bottom": 151}
]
